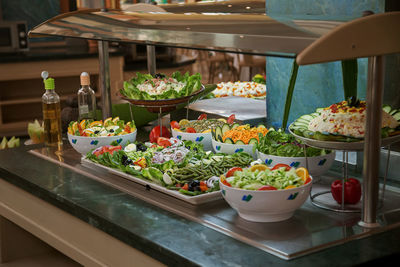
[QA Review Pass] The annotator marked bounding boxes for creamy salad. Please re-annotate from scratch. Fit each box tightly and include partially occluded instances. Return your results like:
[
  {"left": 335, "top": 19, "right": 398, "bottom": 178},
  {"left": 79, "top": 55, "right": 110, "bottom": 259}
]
[
  {"left": 214, "top": 81, "right": 266, "bottom": 98},
  {"left": 308, "top": 100, "right": 399, "bottom": 138},
  {"left": 137, "top": 77, "right": 186, "bottom": 96}
]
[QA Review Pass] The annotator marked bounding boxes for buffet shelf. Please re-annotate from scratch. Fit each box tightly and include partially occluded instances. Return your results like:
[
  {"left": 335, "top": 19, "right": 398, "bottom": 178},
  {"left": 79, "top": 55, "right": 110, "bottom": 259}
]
[{"left": 28, "top": 143, "right": 400, "bottom": 260}]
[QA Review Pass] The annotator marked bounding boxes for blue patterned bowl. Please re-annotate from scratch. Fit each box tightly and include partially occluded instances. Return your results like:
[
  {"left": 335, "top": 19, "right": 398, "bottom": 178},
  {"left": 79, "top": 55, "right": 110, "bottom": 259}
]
[
  {"left": 171, "top": 128, "right": 212, "bottom": 151},
  {"left": 211, "top": 139, "right": 256, "bottom": 159},
  {"left": 256, "top": 150, "right": 335, "bottom": 177},
  {"left": 67, "top": 130, "right": 137, "bottom": 155},
  {"left": 220, "top": 176, "right": 312, "bottom": 222}
]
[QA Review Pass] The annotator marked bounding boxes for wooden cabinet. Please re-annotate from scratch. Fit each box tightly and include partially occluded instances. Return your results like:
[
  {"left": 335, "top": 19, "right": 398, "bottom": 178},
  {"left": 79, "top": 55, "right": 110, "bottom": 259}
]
[{"left": 0, "top": 55, "right": 124, "bottom": 137}]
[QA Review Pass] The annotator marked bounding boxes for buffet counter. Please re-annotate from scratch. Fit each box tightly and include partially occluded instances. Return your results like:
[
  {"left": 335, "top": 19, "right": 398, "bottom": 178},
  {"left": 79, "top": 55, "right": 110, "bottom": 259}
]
[{"left": 1, "top": 141, "right": 400, "bottom": 266}]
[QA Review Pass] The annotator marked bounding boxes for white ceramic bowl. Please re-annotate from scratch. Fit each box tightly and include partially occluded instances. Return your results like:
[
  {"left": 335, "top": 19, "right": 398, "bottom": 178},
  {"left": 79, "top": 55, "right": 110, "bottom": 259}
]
[
  {"left": 171, "top": 128, "right": 212, "bottom": 151},
  {"left": 220, "top": 177, "right": 312, "bottom": 222},
  {"left": 67, "top": 130, "right": 137, "bottom": 155},
  {"left": 256, "top": 150, "right": 335, "bottom": 177},
  {"left": 211, "top": 139, "right": 256, "bottom": 158}
]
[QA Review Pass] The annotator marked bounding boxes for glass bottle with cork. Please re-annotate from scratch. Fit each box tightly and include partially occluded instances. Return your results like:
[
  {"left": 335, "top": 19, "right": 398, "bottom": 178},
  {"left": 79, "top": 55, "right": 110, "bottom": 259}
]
[
  {"left": 78, "top": 72, "right": 97, "bottom": 120},
  {"left": 41, "top": 71, "right": 62, "bottom": 147}
]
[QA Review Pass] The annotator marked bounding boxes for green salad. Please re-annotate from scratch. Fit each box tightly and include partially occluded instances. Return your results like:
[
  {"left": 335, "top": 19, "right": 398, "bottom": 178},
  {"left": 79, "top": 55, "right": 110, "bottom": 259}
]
[
  {"left": 225, "top": 165, "right": 306, "bottom": 190},
  {"left": 256, "top": 128, "right": 330, "bottom": 157},
  {"left": 121, "top": 71, "right": 202, "bottom": 100}
]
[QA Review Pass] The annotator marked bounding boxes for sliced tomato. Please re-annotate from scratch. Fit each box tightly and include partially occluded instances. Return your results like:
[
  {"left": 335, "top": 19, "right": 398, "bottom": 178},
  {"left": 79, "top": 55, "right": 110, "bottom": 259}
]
[
  {"left": 198, "top": 113, "right": 207, "bottom": 120},
  {"left": 182, "top": 183, "right": 189, "bottom": 190},
  {"left": 258, "top": 185, "right": 278, "bottom": 191},
  {"left": 170, "top": 120, "right": 180, "bottom": 129},
  {"left": 157, "top": 137, "right": 172, "bottom": 148},
  {"left": 227, "top": 114, "right": 236, "bottom": 124},
  {"left": 305, "top": 177, "right": 312, "bottom": 184},
  {"left": 271, "top": 163, "right": 291, "bottom": 171},
  {"left": 226, "top": 167, "right": 243, "bottom": 178},
  {"left": 186, "top": 127, "right": 196, "bottom": 133}
]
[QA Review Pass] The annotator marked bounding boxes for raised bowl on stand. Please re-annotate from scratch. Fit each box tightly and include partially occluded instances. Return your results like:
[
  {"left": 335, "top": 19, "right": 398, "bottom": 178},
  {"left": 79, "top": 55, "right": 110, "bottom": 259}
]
[
  {"left": 219, "top": 177, "right": 312, "bottom": 222},
  {"left": 256, "top": 150, "right": 335, "bottom": 177},
  {"left": 67, "top": 130, "right": 137, "bottom": 155}
]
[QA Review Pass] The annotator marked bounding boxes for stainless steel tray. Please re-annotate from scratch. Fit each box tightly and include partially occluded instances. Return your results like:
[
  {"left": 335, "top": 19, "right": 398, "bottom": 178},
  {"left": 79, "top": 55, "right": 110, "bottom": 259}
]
[
  {"left": 289, "top": 124, "right": 400, "bottom": 151},
  {"left": 81, "top": 157, "right": 222, "bottom": 205}
]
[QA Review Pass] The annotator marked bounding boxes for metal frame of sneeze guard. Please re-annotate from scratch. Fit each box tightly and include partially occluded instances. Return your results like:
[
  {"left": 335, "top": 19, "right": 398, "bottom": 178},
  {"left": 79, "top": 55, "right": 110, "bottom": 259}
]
[
  {"left": 297, "top": 11, "right": 400, "bottom": 227},
  {"left": 28, "top": 8, "right": 400, "bottom": 229}
]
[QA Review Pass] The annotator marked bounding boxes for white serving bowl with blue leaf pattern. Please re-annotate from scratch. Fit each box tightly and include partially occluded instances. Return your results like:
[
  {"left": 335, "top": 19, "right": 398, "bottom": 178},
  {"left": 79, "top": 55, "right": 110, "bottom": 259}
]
[
  {"left": 171, "top": 128, "right": 212, "bottom": 151},
  {"left": 219, "top": 177, "right": 312, "bottom": 222},
  {"left": 67, "top": 130, "right": 137, "bottom": 155},
  {"left": 211, "top": 139, "right": 256, "bottom": 159},
  {"left": 256, "top": 150, "right": 335, "bottom": 177}
]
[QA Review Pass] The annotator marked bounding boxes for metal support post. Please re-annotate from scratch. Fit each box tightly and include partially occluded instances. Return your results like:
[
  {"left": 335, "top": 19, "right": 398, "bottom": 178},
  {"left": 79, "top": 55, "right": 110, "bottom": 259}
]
[
  {"left": 147, "top": 45, "right": 156, "bottom": 75},
  {"left": 98, "top": 40, "right": 112, "bottom": 119},
  {"left": 359, "top": 55, "right": 384, "bottom": 228}
]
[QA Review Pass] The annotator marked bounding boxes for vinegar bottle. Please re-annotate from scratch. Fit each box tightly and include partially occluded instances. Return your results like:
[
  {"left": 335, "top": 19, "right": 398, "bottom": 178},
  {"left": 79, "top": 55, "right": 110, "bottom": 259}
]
[
  {"left": 42, "top": 76, "right": 63, "bottom": 147},
  {"left": 78, "top": 72, "right": 97, "bottom": 120}
]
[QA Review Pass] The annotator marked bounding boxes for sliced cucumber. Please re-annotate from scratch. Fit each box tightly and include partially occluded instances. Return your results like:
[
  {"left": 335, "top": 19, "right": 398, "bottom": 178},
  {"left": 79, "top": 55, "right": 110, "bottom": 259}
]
[
  {"left": 215, "top": 126, "right": 223, "bottom": 141},
  {"left": 302, "top": 130, "right": 315, "bottom": 139},
  {"left": 296, "top": 118, "right": 312, "bottom": 125},
  {"left": 221, "top": 123, "right": 231, "bottom": 136},
  {"left": 293, "top": 128, "right": 305, "bottom": 136},
  {"left": 248, "top": 138, "right": 258, "bottom": 145},
  {"left": 389, "top": 109, "right": 398, "bottom": 115},
  {"left": 231, "top": 123, "right": 240, "bottom": 129},
  {"left": 211, "top": 128, "right": 216, "bottom": 139},
  {"left": 393, "top": 111, "right": 400, "bottom": 121},
  {"left": 316, "top": 108, "right": 324, "bottom": 113},
  {"left": 382, "top": 104, "right": 392, "bottom": 114},
  {"left": 293, "top": 121, "right": 309, "bottom": 128},
  {"left": 235, "top": 140, "right": 245, "bottom": 145},
  {"left": 291, "top": 125, "right": 307, "bottom": 131},
  {"left": 224, "top": 137, "right": 234, "bottom": 144},
  {"left": 299, "top": 114, "right": 314, "bottom": 122},
  {"left": 310, "top": 112, "right": 320, "bottom": 118}
]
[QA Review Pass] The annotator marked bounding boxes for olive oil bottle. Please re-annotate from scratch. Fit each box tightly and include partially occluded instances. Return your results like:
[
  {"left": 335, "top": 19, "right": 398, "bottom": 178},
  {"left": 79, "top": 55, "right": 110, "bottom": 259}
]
[{"left": 42, "top": 75, "right": 62, "bottom": 147}]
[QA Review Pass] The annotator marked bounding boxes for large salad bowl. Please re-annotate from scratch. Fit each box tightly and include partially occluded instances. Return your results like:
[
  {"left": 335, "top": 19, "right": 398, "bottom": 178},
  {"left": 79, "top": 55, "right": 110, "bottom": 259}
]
[
  {"left": 68, "top": 130, "right": 137, "bottom": 155},
  {"left": 219, "top": 177, "right": 312, "bottom": 222}
]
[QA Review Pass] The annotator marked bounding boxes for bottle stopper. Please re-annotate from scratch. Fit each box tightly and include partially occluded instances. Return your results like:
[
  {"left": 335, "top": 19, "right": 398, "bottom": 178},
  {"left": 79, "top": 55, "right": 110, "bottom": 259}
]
[{"left": 80, "top": 72, "right": 90, "bottom": 86}]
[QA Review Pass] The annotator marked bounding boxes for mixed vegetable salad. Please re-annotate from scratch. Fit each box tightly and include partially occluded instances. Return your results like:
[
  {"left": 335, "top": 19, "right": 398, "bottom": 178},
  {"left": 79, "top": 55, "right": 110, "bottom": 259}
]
[
  {"left": 220, "top": 164, "right": 311, "bottom": 191},
  {"left": 171, "top": 114, "right": 235, "bottom": 133},
  {"left": 121, "top": 71, "right": 202, "bottom": 100},
  {"left": 212, "top": 123, "right": 268, "bottom": 145},
  {"left": 86, "top": 137, "right": 254, "bottom": 196},
  {"left": 256, "top": 128, "right": 330, "bottom": 157},
  {"left": 67, "top": 117, "right": 136, "bottom": 137}
]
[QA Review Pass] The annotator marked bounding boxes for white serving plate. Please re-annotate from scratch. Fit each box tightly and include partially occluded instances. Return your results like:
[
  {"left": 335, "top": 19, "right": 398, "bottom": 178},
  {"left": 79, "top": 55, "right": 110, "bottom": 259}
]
[{"left": 81, "top": 157, "right": 222, "bottom": 205}]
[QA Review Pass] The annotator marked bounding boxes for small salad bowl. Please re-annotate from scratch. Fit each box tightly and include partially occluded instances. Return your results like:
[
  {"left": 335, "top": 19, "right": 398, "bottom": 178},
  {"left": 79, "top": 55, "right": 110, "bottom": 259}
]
[
  {"left": 67, "top": 130, "right": 137, "bottom": 155},
  {"left": 256, "top": 150, "right": 335, "bottom": 177},
  {"left": 219, "top": 176, "right": 312, "bottom": 222},
  {"left": 171, "top": 128, "right": 212, "bottom": 151},
  {"left": 211, "top": 139, "right": 256, "bottom": 159}
]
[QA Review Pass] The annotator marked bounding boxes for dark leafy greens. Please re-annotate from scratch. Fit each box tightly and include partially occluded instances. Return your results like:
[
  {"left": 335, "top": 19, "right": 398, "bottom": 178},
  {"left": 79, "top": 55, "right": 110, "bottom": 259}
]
[
  {"left": 120, "top": 71, "right": 202, "bottom": 100},
  {"left": 256, "top": 129, "right": 330, "bottom": 157}
]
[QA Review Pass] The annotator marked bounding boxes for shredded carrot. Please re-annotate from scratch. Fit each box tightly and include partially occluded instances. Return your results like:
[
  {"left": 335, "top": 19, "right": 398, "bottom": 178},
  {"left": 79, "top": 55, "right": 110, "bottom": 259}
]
[{"left": 222, "top": 125, "right": 268, "bottom": 144}]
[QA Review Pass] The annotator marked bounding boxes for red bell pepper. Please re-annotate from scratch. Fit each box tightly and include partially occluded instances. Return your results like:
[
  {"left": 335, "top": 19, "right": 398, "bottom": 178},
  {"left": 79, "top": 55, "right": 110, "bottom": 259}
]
[
  {"left": 149, "top": 126, "right": 171, "bottom": 143},
  {"left": 331, "top": 178, "right": 361, "bottom": 204}
]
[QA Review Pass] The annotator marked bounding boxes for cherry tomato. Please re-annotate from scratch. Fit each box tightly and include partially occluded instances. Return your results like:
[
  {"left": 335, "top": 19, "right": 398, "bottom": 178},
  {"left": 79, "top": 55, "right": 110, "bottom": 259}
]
[
  {"left": 157, "top": 137, "right": 172, "bottom": 148},
  {"left": 186, "top": 127, "right": 196, "bottom": 133},
  {"left": 271, "top": 163, "right": 291, "bottom": 171},
  {"left": 170, "top": 120, "right": 180, "bottom": 129},
  {"left": 225, "top": 167, "right": 243, "bottom": 177},
  {"left": 258, "top": 185, "right": 278, "bottom": 191},
  {"left": 149, "top": 126, "right": 171, "bottom": 143},
  {"left": 227, "top": 114, "right": 236, "bottom": 124},
  {"left": 198, "top": 114, "right": 207, "bottom": 120},
  {"left": 182, "top": 183, "right": 189, "bottom": 190}
]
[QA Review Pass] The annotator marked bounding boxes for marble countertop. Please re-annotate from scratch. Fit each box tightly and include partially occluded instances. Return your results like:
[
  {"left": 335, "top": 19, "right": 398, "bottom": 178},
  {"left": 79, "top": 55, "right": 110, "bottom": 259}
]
[{"left": 0, "top": 144, "right": 400, "bottom": 266}]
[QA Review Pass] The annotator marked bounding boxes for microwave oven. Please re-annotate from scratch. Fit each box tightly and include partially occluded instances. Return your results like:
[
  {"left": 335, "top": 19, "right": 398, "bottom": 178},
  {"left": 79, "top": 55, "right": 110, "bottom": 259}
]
[{"left": 0, "top": 21, "right": 28, "bottom": 53}]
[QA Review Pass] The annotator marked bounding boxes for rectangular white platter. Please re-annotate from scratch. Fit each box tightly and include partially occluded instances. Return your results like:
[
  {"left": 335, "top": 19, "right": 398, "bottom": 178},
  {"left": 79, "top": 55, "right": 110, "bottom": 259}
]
[{"left": 81, "top": 157, "right": 222, "bottom": 205}]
